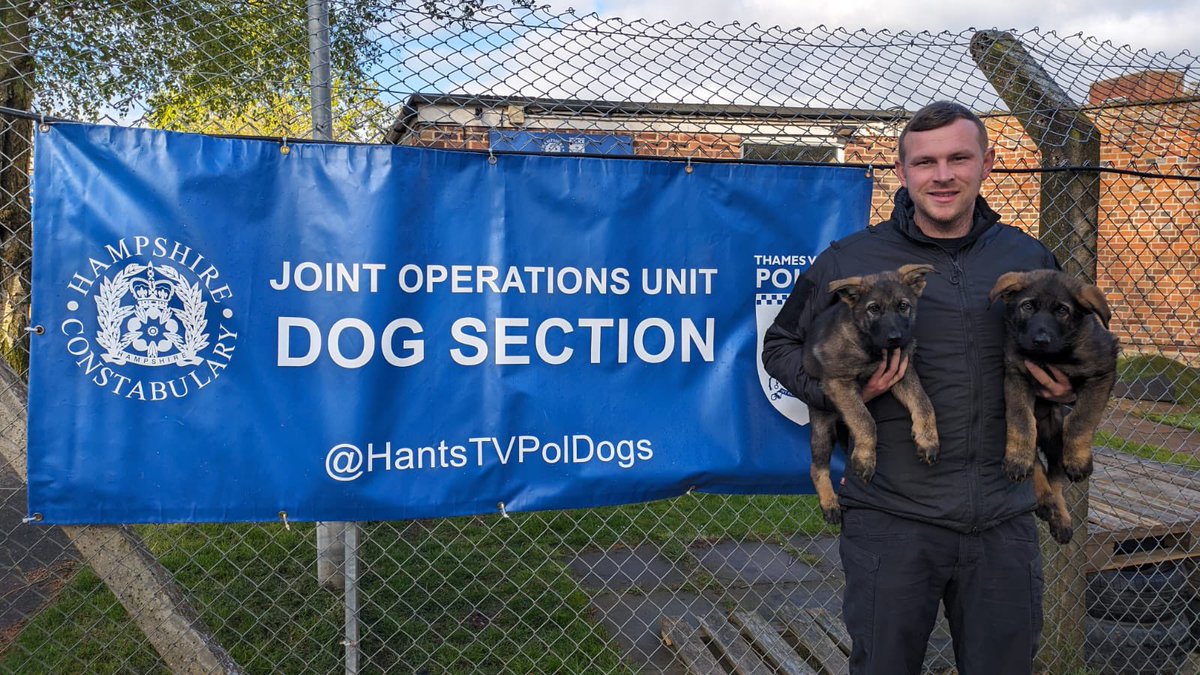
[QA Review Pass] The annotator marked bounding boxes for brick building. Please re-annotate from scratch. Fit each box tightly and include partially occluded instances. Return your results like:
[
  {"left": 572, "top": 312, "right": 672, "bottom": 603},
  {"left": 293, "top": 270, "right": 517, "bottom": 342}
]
[{"left": 388, "top": 85, "right": 1199, "bottom": 364}]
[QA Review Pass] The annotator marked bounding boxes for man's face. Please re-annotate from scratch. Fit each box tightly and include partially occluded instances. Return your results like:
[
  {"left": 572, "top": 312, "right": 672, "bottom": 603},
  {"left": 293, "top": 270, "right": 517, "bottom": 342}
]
[{"left": 895, "top": 118, "right": 995, "bottom": 238}]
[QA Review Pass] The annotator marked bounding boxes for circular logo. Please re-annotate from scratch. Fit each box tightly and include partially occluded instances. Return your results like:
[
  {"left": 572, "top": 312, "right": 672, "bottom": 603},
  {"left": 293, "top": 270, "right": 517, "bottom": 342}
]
[{"left": 59, "top": 237, "right": 238, "bottom": 402}]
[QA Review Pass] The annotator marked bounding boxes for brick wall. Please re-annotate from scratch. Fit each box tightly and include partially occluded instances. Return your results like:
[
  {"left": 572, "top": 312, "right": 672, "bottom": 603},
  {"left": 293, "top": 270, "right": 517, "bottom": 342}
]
[
  {"left": 403, "top": 104, "right": 1198, "bottom": 363},
  {"left": 844, "top": 108, "right": 1198, "bottom": 363}
]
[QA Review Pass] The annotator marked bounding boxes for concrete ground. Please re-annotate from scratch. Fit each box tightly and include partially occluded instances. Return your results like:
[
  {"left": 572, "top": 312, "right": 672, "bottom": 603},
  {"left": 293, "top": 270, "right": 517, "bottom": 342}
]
[
  {"left": 567, "top": 536, "right": 957, "bottom": 674},
  {"left": 0, "top": 386, "right": 1194, "bottom": 667},
  {"left": 0, "top": 452, "right": 78, "bottom": 653}
]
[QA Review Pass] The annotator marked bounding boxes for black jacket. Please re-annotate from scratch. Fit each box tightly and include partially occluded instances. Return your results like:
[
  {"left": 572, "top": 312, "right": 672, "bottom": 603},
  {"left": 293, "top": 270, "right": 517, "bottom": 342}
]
[{"left": 762, "top": 189, "right": 1059, "bottom": 532}]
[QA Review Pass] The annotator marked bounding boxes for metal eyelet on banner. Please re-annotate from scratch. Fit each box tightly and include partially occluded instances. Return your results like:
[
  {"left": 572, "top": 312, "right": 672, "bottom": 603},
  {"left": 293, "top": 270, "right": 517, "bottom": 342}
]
[
  {"left": 23, "top": 513, "right": 43, "bottom": 523},
  {"left": 26, "top": 325, "right": 44, "bottom": 335},
  {"left": 280, "top": 136, "right": 290, "bottom": 156},
  {"left": 487, "top": 148, "right": 497, "bottom": 166},
  {"left": 866, "top": 164, "right": 874, "bottom": 178},
  {"left": 278, "top": 510, "right": 290, "bottom": 530},
  {"left": 497, "top": 502, "right": 509, "bottom": 518},
  {"left": 685, "top": 156, "right": 693, "bottom": 174},
  {"left": 39, "top": 113, "right": 49, "bottom": 133}
]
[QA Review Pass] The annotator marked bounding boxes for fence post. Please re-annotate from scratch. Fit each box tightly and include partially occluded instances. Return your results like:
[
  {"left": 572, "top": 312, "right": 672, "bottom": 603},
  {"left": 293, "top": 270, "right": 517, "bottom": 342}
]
[
  {"left": 0, "top": 0, "right": 34, "bottom": 373},
  {"left": 969, "top": 30, "right": 1101, "bottom": 673},
  {"left": 306, "top": 0, "right": 352, "bottom": 594},
  {"left": 0, "top": 362, "right": 241, "bottom": 674}
]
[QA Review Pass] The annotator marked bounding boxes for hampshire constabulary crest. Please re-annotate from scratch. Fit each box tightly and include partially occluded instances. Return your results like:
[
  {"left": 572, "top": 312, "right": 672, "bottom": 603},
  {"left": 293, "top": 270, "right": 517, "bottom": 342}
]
[
  {"left": 755, "top": 292, "right": 809, "bottom": 426},
  {"left": 60, "top": 235, "right": 238, "bottom": 402},
  {"left": 96, "top": 262, "right": 208, "bottom": 367}
]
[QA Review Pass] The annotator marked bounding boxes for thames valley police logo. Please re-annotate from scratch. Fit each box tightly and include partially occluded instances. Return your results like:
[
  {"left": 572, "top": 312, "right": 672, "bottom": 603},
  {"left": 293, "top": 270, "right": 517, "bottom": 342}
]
[
  {"left": 59, "top": 236, "right": 238, "bottom": 401},
  {"left": 755, "top": 254, "right": 820, "bottom": 427}
]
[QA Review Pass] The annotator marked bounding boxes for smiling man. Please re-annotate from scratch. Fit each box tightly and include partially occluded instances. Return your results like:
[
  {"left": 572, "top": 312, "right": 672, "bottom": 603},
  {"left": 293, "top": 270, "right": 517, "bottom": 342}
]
[{"left": 762, "top": 101, "right": 1073, "bottom": 674}]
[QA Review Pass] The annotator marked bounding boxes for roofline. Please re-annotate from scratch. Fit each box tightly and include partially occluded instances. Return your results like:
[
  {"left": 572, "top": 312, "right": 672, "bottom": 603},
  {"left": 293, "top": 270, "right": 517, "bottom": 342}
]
[{"left": 386, "top": 92, "right": 909, "bottom": 144}]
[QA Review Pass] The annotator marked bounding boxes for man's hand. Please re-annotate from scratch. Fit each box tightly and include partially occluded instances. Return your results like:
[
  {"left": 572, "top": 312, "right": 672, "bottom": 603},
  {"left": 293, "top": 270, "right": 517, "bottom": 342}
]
[
  {"left": 863, "top": 349, "right": 908, "bottom": 402},
  {"left": 1025, "top": 361, "right": 1076, "bottom": 403}
]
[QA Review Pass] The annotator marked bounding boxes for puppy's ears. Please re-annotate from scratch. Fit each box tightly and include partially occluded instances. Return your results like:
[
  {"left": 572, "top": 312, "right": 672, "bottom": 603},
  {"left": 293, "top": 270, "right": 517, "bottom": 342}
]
[
  {"left": 1075, "top": 282, "right": 1112, "bottom": 328},
  {"left": 898, "top": 264, "right": 936, "bottom": 296},
  {"left": 828, "top": 276, "right": 864, "bottom": 306},
  {"left": 989, "top": 271, "right": 1031, "bottom": 305}
]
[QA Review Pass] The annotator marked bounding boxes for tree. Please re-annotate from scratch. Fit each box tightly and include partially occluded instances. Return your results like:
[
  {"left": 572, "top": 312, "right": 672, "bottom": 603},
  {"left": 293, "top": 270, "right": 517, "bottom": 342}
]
[
  {"left": 1, "top": 0, "right": 35, "bottom": 371},
  {"left": 1, "top": 0, "right": 538, "bottom": 370},
  {"left": 148, "top": 77, "right": 390, "bottom": 142}
]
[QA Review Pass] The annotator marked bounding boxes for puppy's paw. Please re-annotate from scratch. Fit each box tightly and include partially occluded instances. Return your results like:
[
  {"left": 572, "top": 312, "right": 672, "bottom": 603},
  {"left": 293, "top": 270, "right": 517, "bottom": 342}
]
[
  {"left": 1034, "top": 502, "right": 1054, "bottom": 523},
  {"left": 851, "top": 452, "right": 876, "bottom": 483},
  {"left": 1063, "top": 456, "right": 1094, "bottom": 482},
  {"left": 1003, "top": 456, "right": 1034, "bottom": 482},
  {"left": 822, "top": 507, "right": 843, "bottom": 526},
  {"left": 1050, "top": 517, "right": 1074, "bottom": 545},
  {"left": 913, "top": 425, "right": 938, "bottom": 465}
]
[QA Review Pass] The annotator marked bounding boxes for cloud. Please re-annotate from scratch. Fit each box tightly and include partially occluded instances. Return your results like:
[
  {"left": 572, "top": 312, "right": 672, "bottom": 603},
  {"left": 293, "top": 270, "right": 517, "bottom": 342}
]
[
  {"left": 408, "top": 8, "right": 1193, "bottom": 114},
  {"left": 550, "top": 0, "right": 1197, "bottom": 57}
]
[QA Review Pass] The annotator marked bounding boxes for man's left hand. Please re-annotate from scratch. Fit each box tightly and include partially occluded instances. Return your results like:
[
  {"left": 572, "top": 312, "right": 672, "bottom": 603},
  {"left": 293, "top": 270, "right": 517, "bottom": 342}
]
[{"left": 1025, "top": 361, "right": 1076, "bottom": 403}]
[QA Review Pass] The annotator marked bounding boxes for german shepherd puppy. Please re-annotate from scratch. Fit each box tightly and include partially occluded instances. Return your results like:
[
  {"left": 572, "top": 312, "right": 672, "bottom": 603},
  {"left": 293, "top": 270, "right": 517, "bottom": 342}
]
[
  {"left": 989, "top": 270, "right": 1119, "bottom": 544},
  {"left": 803, "top": 264, "right": 939, "bottom": 524}
]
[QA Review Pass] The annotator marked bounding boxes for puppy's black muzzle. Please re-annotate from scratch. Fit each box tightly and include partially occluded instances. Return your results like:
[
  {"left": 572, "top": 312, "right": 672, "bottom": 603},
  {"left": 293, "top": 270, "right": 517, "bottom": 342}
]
[
  {"left": 872, "top": 316, "right": 912, "bottom": 353},
  {"left": 1019, "top": 314, "right": 1063, "bottom": 355}
]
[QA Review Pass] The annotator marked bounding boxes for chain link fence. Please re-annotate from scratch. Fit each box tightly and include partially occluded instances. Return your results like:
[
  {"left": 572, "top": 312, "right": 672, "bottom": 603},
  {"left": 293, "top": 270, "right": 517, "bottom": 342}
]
[{"left": 2, "top": 2, "right": 1198, "bottom": 673}]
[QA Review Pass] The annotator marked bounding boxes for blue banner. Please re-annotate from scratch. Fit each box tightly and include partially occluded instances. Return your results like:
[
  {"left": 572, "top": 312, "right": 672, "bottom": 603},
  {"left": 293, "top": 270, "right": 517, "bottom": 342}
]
[{"left": 28, "top": 122, "right": 870, "bottom": 524}]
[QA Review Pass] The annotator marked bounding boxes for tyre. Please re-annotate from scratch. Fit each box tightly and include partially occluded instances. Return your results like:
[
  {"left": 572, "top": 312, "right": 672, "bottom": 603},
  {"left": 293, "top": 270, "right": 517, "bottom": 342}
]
[
  {"left": 1085, "top": 615, "right": 1195, "bottom": 674},
  {"left": 1087, "top": 562, "right": 1193, "bottom": 623}
]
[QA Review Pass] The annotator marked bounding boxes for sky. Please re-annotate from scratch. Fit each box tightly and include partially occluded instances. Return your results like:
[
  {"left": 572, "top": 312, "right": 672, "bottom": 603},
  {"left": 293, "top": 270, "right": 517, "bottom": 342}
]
[{"left": 541, "top": 0, "right": 1198, "bottom": 58}]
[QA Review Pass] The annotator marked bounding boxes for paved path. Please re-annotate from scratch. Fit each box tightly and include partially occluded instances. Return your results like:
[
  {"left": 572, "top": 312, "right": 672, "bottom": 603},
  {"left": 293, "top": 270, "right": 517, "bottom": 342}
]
[
  {"left": 0, "top": 453, "right": 78, "bottom": 653},
  {"left": 1101, "top": 397, "right": 1199, "bottom": 458},
  {"left": 567, "top": 536, "right": 958, "bottom": 674}
]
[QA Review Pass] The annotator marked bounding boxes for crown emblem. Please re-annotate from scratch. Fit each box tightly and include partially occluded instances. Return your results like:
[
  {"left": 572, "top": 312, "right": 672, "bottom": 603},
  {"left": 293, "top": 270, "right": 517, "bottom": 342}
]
[{"left": 131, "top": 264, "right": 175, "bottom": 312}]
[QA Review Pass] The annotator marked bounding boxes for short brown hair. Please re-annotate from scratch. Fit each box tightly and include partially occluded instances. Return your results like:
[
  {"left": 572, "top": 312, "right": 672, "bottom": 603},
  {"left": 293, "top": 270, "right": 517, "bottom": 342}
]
[{"left": 897, "top": 101, "right": 988, "bottom": 162}]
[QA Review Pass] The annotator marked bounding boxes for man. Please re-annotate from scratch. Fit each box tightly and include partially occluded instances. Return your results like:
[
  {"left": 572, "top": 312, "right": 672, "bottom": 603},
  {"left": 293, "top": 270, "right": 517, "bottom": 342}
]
[{"left": 762, "top": 101, "right": 1073, "bottom": 674}]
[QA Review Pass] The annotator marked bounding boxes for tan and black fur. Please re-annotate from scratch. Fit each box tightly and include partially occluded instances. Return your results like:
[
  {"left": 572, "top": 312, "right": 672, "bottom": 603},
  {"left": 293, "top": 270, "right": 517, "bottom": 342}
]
[
  {"left": 802, "top": 264, "right": 939, "bottom": 524},
  {"left": 989, "top": 270, "right": 1119, "bottom": 544}
]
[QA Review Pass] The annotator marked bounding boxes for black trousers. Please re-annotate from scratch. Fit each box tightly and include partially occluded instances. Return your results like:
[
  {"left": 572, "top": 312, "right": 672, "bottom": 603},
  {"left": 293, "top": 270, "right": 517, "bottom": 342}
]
[{"left": 839, "top": 508, "right": 1044, "bottom": 675}]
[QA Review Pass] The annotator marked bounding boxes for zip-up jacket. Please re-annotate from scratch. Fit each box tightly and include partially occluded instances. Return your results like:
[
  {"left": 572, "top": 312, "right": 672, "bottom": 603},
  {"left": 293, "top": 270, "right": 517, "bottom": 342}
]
[{"left": 762, "top": 188, "right": 1059, "bottom": 532}]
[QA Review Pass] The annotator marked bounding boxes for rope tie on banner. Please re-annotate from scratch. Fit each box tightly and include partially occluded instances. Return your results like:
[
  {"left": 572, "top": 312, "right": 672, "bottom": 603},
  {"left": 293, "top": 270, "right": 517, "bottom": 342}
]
[
  {"left": 22, "top": 513, "right": 43, "bottom": 524},
  {"left": 278, "top": 511, "right": 290, "bottom": 530},
  {"left": 488, "top": 147, "right": 497, "bottom": 165},
  {"left": 39, "top": 112, "right": 48, "bottom": 133},
  {"left": 280, "top": 136, "right": 290, "bottom": 155},
  {"left": 497, "top": 502, "right": 509, "bottom": 518},
  {"left": 26, "top": 325, "right": 44, "bottom": 335},
  {"left": 686, "top": 485, "right": 697, "bottom": 495},
  {"left": 685, "top": 155, "right": 693, "bottom": 174}
]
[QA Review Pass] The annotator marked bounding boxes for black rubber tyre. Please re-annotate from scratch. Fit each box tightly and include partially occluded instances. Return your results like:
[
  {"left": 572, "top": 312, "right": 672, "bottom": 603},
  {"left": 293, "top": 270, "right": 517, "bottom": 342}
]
[
  {"left": 1087, "top": 562, "right": 1193, "bottom": 623},
  {"left": 1085, "top": 614, "right": 1195, "bottom": 674}
]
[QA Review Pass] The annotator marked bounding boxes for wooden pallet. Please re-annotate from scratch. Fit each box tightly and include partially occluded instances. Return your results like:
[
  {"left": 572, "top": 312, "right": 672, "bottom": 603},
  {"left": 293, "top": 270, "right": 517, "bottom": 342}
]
[
  {"left": 1086, "top": 447, "right": 1200, "bottom": 572},
  {"left": 661, "top": 606, "right": 849, "bottom": 675}
]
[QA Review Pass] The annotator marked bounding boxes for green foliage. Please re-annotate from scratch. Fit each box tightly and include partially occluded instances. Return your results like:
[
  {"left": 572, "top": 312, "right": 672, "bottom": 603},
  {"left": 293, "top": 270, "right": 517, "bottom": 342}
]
[
  {"left": 1141, "top": 411, "right": 1200, "bottom": 432},
  {"left": 0, "top": 567, "right": 169, "bottom": 674},
  {"left": 32, "top": 0, "right": 386, "bottom": 121},
  {"left": 3, "top": 495, "right": 829, "bottom": 672},
  {"left": 1118, "top": 355, "right": 1200, "bottom": 407},
  {"left": 147, "top": 77, "right": 389, "bottom": 141},
  {"left": 1095, "top": 430, "right": 1200, "bottom": 471}
]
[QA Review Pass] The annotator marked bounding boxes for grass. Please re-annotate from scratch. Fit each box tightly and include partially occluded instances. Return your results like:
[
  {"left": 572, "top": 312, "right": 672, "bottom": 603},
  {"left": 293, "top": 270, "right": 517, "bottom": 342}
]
[
  {"left": 1, "top": 494, "right": 832, "bottom": 673},
  {"left": 1117, "top": 355, "right": 1200, "bottom": 407},
  {"left": 1095, "top": 430, "right": 1200, "bottom": 471},
  {"left": 1116, "top": 354, "right": 1200, "bottom": 435},
  {"left": 1141, "top": 411, "right": 1200, "bottom": 433}
]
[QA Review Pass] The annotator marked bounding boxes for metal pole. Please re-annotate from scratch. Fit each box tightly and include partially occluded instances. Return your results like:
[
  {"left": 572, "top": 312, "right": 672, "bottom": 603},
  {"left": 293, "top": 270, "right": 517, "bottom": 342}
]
[
  {"left": 308, "top": 0, "right": 333, "bottom": 142},
  {"left": 343, "top": 523, "right": 360, "bottom": 675},
  {"left": 306, "top": 0, "right": 348, "bottom": 593},
  {"left": 970, "top": 30, "right": 1100, "bottom": 674}
]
